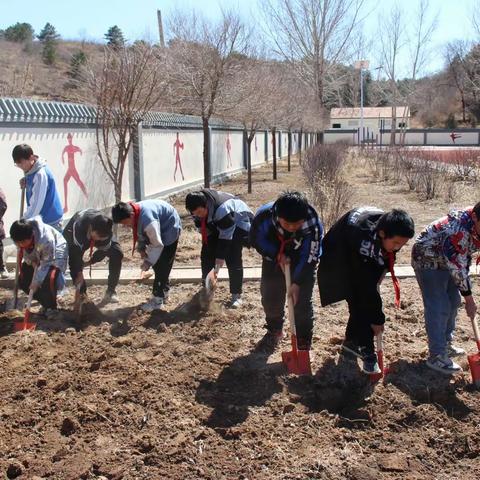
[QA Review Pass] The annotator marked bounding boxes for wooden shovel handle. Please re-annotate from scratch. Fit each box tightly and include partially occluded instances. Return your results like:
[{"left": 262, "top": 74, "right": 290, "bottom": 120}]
[
  {"left": 284, "top": 262, "right": 296, "bottom": 336},
  {"left": 13, "top": 186, "right": 26, "bottom": 309},
  {"left": 471, "top": 315, "right": 480, "bottom": 351}
]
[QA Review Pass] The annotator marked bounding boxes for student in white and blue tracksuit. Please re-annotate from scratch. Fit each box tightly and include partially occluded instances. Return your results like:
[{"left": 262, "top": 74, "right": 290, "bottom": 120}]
[
  {"left": 10, "top": 216, "right": 67, "bottom": 312},
  {"left": 12, "top": 144, "right": 63, "bottom": 232},
  {"left": 112, "top": 199, "right": 181, "bottom": 312},
  {"left": 185, "top": 189, "right": 253, "bottom": 308}
]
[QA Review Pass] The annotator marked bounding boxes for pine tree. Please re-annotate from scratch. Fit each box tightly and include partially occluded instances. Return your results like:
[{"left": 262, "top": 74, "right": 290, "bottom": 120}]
[
  {"left": 104, "top": 25, "right": 125, "bottom": 50},
  {"left": 69, "top": 51, "right": 87, "bottom": 79},
  {"left": 37, "top": 23, "right": 60, "bottom": 65},
  {"left": 0, "top": 22, "right": 34, "bottom": 42}
]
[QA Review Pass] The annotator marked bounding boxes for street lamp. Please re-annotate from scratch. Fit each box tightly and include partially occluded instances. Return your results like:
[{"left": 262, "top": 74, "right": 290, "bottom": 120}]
[{"left": 354, "top": 60, "right": 369, "bottom": 145}]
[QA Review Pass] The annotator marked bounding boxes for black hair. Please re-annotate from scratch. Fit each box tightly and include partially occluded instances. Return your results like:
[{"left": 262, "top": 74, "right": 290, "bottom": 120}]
[
  {"left": 473, "top": 202, "right": 480, "bottom": 218},
  {"left": 185, "top": 191, "right": 207, "bottom": 213},
  {"left": 376, "top": 209, "right": 415, "bottom": 239},
  {"left": 10, "top": 219, "right": 34, "bottom": 241},
  {"left": 111, "top": 202, "right": 133, "bottom": 223},
  {"left": 12, "top": 144, "right": 34, "bottom": 163},
  {"left": 91, "top": 215, "right": 113, "bottom": 237},
  {"left": 275, "top": 191, "right": 309, "bottom": 222}
]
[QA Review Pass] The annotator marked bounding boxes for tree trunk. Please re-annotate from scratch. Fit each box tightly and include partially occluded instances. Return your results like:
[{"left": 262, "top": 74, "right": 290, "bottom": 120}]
[
  {"left": 272, "top": 128, "right": 277, "bottom": 180},
  {"left": 247, "top": 136, "right": 253, "bottom": 194},
  {"left": 390, "top": 105, "right": 397, "bottom": 146},
  {"left": 298, "top": 129, "right": 303, "bottom": 164},
  {"left": 202, "top": 117, "right": 211, "bottom": 188},
  {"left": 287, "top": 131, "right": 292, "bottom": 172},
  {"left": 461, "top": 92, "right": 466, "bottom": 123}
]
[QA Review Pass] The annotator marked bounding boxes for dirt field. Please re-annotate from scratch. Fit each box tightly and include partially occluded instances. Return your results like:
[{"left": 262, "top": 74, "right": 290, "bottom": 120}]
[{"left": 1, "top": 155, "right": 480, "bottom": 480}]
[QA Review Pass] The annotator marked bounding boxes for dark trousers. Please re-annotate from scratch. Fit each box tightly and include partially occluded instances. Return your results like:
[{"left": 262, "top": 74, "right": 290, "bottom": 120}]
[
  {"left": 19, "top": 263, "right": 60, "bottom": 309},
  {"left": 152, "top": 241, "right": 178, "bottom": 298},
  {"left": 260, "top": 258, "right": 315, "bottom": 345},
  {"left": 0, "top": 240, "right": 4, "bottom": 271},
  {"left": 200, "top": 229, "right": 248, "bottom": 294},
  {"left": 345, "top": 297, "right": 376, "bottom": 354},
  {"left": 71, "top": 240, "right": 123, "bottom": 295}
]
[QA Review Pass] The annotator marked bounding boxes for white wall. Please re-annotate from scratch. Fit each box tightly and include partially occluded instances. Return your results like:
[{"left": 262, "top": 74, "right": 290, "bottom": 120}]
[
  {"left": 0, "top": 126, "right": 132, "bottom": 232},
  {"left": 427, "top": 131, "right": 479, "bottom": 145}
]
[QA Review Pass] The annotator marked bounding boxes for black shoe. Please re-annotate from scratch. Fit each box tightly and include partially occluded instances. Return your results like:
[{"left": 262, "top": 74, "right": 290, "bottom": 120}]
[
  {"left": 362, "top": 353, "right": 381, "bottom": 374},
  {"left": 341, "top": 340, "right": 365, "bottom": 359},
  {"left": 255, "top": 331, "right": 283, "bottom": 354}
]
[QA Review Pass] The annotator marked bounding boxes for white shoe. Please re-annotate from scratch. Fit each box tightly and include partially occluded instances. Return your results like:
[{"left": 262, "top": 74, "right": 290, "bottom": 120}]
[
  {"left": 447, "top": 342, "right": 465, "bottom": 357},
  {"left": 230, "top": 293, "right": 242, "bottom": 309},
  {"left": 103, "top": 291, "right": 120, "bottom": 304},
  {"left": 0, "top": 269, "right": 9, "bottom": 279},
  {"left": 426, "top": 354, "right": 462, "bottom": 375},
  {"left": 141, "top": 296, "right": 164, "bottom": 312}
]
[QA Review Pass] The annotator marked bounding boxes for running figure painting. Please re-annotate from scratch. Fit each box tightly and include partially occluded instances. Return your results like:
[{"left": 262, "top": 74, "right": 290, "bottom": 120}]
[
  {"left": 62, "top": 133, "right": 87, "bottom": 213},
  {"left": 173, "top": 132, "right": 185, "bottom": 181}
]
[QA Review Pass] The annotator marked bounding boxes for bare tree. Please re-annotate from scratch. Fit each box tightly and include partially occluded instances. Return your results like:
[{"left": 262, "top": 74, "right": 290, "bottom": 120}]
[
  {"left": 84, "top": 43, "right": 166, "bottom": 202},
  {"left": 165, "top": 9, "right": 249, "bottom": 187},
  {"left": 261, "top": 0, "right": 367, "bottom": 116}
]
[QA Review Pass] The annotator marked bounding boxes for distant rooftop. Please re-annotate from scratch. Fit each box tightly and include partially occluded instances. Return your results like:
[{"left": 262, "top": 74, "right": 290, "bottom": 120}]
[{"left": 330, "top": 106, "right": 410, "bottom": 119}]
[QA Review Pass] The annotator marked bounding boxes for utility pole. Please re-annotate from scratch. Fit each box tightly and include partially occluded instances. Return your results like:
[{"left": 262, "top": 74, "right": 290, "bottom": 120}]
[
  {"left": 157, "top": 9, "right": 165, "bottom": 48},
  {"left": 354, "top": 60, "right": 369, "bottom": 146}
]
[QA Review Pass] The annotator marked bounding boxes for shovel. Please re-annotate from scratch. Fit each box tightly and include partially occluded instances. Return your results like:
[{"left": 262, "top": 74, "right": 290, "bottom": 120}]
[
  {"left": 370, "top": 332, "right": 389, "bottom": 382},
  {"left": 14, "top": 284, "right": 36, "bottom": 332},
  {"left": 281, "top": 262, "right": 312, "bottom": 376},
  {"left": 467, "top": 315, "right": 480, "bottom": 387},
  {"left": 13, "top": 186, "right": 26, "bottom": 309}
]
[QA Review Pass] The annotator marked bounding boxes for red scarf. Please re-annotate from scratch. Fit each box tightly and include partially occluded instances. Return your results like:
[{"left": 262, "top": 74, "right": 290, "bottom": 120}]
[
  {"left": 388, "top": 252, "right": 401, "bottom": 308},
  {"left": 201, "top": 214, "right": 208, "bottom": 245},
  {"left": 276, "top": 232, "right": 293, "bottom": 264},
  {"left": 88, "top": 238, "right": 94, "bottom": 278},
  {"left": 130, "top": 202, "right": 141, "bottom": 255}
]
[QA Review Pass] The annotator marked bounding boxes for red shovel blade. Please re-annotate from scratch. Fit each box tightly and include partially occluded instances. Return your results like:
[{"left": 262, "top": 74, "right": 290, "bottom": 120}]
[
  {"left": 467, "top": 352, "right": 480, "bottom": 387},
  {"left": 282, "top": 349, "right": 312, "bottom": 376},
  {"left": 370, "top": 350, "right": 389, "bottom": 383},
  {"left": 14, "top": 309, "right": 36, "bottom": 332}
]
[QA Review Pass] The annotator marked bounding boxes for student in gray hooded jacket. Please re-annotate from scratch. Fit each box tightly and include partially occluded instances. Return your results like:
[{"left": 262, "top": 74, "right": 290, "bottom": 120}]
[
  {"left": 112, "top": 199, "right": 181, "bottom": 312},
  {"left": 185, "top": 189, "right": 253, "bottom": 308}
]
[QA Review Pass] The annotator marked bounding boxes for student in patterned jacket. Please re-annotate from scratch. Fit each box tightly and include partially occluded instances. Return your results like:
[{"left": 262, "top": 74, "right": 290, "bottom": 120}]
[
  {"left": 412, "top": 204, "right": 480, "bottom": 375},
  {"left": 185, "top": 189, "right": 253, "bottom": 308},
  {"left": 112, "top": 200, "right": 181, "bottom": 312},
  {"left": 318, "top": 207, "right": 415, "bottom": 374},
  {"left": 10, "top": 216, "right": 68, "bottom": 318},
  {"left": 250, "top": 191, "right": 323, "bottom": 353}
]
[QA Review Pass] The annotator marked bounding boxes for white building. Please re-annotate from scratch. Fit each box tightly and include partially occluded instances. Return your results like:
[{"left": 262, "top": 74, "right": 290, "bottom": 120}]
[{"left": 329, "top": 106, "right": 410, "bottom": 136}]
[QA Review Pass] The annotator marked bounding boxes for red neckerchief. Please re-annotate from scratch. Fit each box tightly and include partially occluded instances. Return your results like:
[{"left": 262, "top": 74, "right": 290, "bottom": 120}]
[
  {"left": 388, "top": 251, "right": 401, "bottom": 308},
  {"left": 276, "top": 232, "right": 293, "bottom": 264},
  {"left": 88, "top": 238, "right": 94, "bottom": 278},
  {"left": 201, "top": 214, "right": 208, "bottom": 245},
  {"left": 19, "top": 239, "right": 35, "bottom": 280},
  {"left": 129, "top": 202, "right": 141, "bottom": 255}
]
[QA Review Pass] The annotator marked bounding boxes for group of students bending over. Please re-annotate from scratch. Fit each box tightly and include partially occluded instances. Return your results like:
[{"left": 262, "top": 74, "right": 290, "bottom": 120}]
[{"left": 4, "top": 143, "right": 480, "bottom": 377}]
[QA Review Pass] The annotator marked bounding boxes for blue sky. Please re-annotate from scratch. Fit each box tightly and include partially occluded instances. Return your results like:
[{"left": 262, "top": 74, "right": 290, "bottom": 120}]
[{"left": 0, "top": 0, "right": 476, "bottom": 75}]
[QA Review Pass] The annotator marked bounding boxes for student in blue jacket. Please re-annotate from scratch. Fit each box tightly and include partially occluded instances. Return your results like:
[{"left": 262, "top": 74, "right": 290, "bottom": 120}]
[
  {"left": 12, "top": 144, "right": 63, "bottom": 231},
  {"left": 250, "top": 191, "right": 323, "bottom": 354},
  {"left": 112, "top": 199, "right": 181, "bottom": 312}
]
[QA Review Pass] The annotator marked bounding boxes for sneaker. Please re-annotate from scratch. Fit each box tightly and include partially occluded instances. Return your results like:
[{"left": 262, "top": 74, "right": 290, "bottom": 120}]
[
  {"left": 0, "top": 268, "right": 10, "bottom": 279},
  {"left": 341, "top": 340, "right": 365, "bottom": 359},
  {"left": 140, "top": 296, "right": 164, "bottom": 313},
  {"left": 255, "top": 331, "right": 283, "bottom": 354},
  {"left": 426, "top": 354, "right": 463, "bottom": 375},
  {"left": 230, "top": 293, "right": 242, "bottom": 309},
  {"left": 362, "top": 353, "right": 381, "bottom": 374},
  {"left": 103, "top": 291, "right": 120, "bottom": 304},
  {"left": 447, "top": 342, "right": 465, "bottom": 357}
]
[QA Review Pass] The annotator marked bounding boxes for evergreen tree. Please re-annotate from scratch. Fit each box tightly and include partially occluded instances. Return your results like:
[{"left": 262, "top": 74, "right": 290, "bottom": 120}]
[
  {"left": 0, "top": 22, "right": 34, "bottom": 42},
  {"left": 69, "top": 51, "right": 87, "bottom": 79},
  {"left": 104, "top": 25, "right": 125, "bottom": 49},
  {"left": 37, "top": 23, "right": 60, "bottom": 65}
]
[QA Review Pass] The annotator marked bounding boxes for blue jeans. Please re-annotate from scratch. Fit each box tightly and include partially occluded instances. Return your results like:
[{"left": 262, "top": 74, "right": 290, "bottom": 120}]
[{"left": 414, "top": 268, "right": 462, "bottom": 357}]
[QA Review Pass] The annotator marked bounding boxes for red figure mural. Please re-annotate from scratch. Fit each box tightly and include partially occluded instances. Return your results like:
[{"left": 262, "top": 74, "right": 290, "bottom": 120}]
[
  {"left": 450, "top": 131, "right": 462, "bottom": 144},
  {"left": 226, "top": 132, "right": 232, "bottom": 168},
  {"left": 173, "top": 132, "right": 185, "bottom": 181},
  {"left": 62, "top": 133, "right": 87, "bottom": 213}
]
